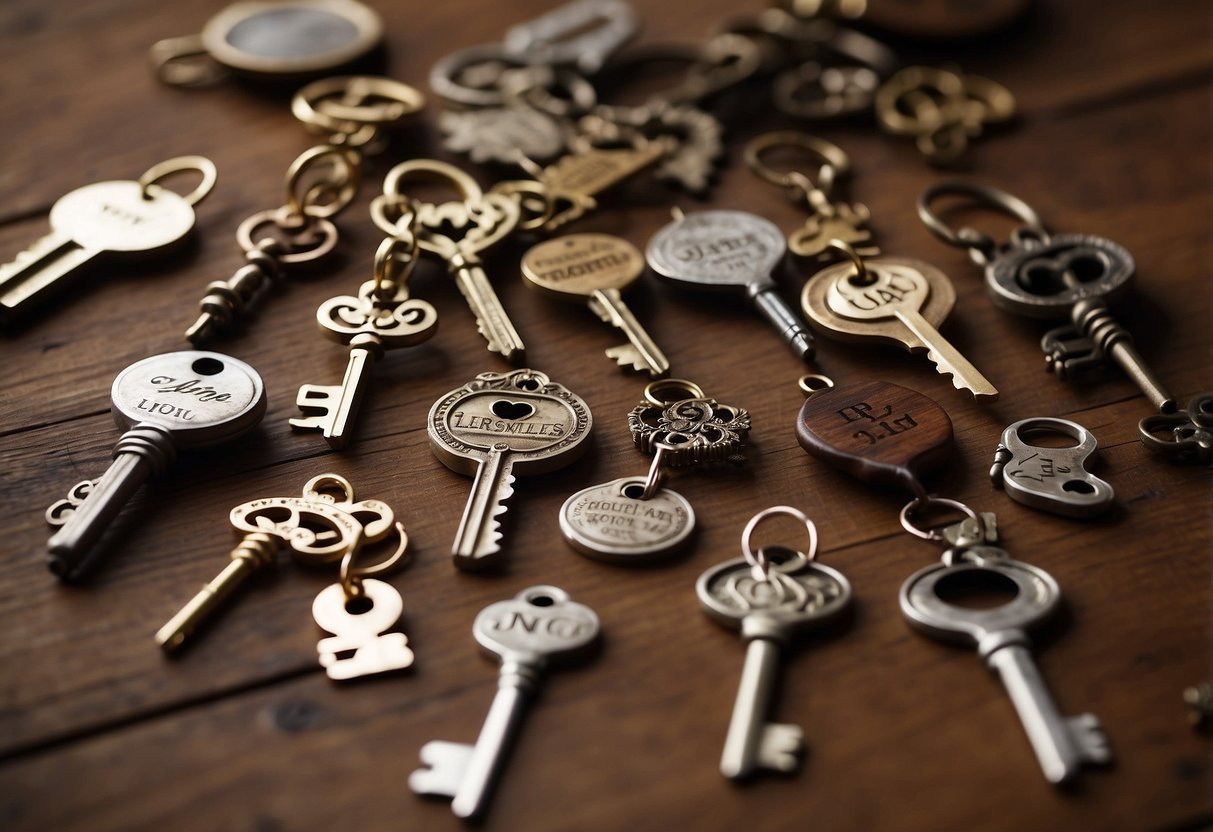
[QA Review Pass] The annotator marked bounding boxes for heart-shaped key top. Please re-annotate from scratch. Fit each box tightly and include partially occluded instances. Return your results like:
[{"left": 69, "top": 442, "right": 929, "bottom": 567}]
[{"left": 796, "top": 380, "right": 954, "bottom": 494}]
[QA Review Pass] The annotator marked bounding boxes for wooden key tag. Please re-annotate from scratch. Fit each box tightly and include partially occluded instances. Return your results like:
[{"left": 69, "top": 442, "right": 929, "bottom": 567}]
[{"left": 795, "top": 380, "right": 954, "bottom": 494}]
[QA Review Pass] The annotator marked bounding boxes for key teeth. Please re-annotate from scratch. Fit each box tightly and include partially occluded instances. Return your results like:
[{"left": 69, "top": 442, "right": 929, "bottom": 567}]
[
  {"left": 924, "top": 347, "right": 1000, "bottom": 402},
  {"left": 1070, "top": 713, "right": 1113, "bottom": 764},
  {"left": 757, "top": 723, "right": 805, "bottom": 773},
  {"left": 409, "top": 740, "right": 473, "bottom": 797},
  {"left": 604, "top": 344, "right": 650, "bottom": 374}
]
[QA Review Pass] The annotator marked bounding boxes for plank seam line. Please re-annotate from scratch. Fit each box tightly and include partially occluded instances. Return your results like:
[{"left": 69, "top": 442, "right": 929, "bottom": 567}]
[{"left": 1042, "top": 62, "right": 1213, "bottom": 120}]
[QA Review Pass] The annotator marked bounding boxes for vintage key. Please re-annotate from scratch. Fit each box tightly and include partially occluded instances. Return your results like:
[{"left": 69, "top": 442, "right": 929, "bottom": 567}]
[
  {"left": 428, "top": 369, "right": 592, "bottom": 569},
  {"left": 990, "top": 417, "right": 1115, "bottom": 518},
  {"left": 0, "top": 157, "right": 216, "bottom": 323},
  {"left": 46, "top": 351, "right": 266, "bottom": 578},
  {"left": 646, "top": 209, "right": 816, "bottom": 362},
  {"left": 900, "top": 545, "right": 1112, "bottom": 783},
  {"left": 291, "top": 238, "right": 439, "bottom": 448},
  {"left": 156, "top": 473, "right": 401, "bottom": 652},
  {"left": 409, "top": 586, "right": 600, "bottom": 819},
  {"left": 521, "top": 232, "right": 670, "bottom": 377},
  {"left": 802, "top": 255, "right": 999, "bottom": 401},
  {"left": 376, "top": 160, "right": 525, "bottom": 363},
  {"left": 697, "top": 508, "right": 852, "bottom": 779},
  {"left": 918, "top": 181, "right": 1175, "bottom": 412}
]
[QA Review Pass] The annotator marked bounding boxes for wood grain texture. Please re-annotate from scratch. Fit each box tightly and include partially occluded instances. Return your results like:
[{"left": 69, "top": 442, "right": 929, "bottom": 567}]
[{"left": 0, "top": 0, "right": 1210, "bottom": 830}]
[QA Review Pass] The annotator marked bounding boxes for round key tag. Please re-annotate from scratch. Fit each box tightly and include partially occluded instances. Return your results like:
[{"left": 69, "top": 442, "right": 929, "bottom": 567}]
[
  {"left": 560, "top": 477, "right": 695, "bottom": 563},
  {"left": 521, "top": 233, "right": 644, "bottom": 299}
]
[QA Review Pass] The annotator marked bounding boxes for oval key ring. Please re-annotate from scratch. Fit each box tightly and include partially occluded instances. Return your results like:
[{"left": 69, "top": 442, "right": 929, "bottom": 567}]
[
  {"left": 338, "top": 520, "right": 410, "bottom": 598},
  {"left": 292, "top": 75, "right": 426, "bottom": 134},
  {"left": 741, "top": 505, "right": 819, "bottom": 582},
  {"left": 284, "top": 145, "right": 361, "bottom": 219},
  {"left": 899, "top": 495, "right": 985, "bottom": 545},
  {"left": 643, "top": 378, "right": 706, "bottom": 407},
  {"left": 744, "top": 131, "right": 852, "bottom": 189},
  {"left": 137, "top": 155, "right": 218, "bottom": 206},
  {"left": 916, "top": 180, "right": 1047, "bottom": 263},
  {"left": 797, "top": 373, "right": 835, "bottom": 398}
]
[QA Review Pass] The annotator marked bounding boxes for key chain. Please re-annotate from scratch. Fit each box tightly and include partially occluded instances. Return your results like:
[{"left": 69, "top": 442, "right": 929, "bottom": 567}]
[
  {"left": 155, "top": 473, "right": 414, "bottom": 682},
  {"left": 746, "top": 130, "right": 998, "bottom": 402},
  {"left": 696, "top": 506, "right": 852, "bottom": 780},
  {"left": 150, "top": 0, "right": 384, "bottom": 87},
  {"left": 0, "top": 156, "right": 217, "bottom": 324},
  {"left": 560, "top": 379, "right": 750, "bottom": 563},
  {"left": 45, "top": 350, "right": 266, "bottom": 579},
  {"left": 989, "top": 417, "right": 1115, "bottom": 517},
  {"left": 291, "top": 209, "right": 439, "bottom": 449},
  {"left": 185, "top": 75, "right": 424, "bottom": 343}
]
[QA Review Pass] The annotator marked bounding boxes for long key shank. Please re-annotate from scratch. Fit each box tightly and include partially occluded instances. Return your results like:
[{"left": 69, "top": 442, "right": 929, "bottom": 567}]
[
  {"left": 895, "top": 308, "right": 999, "bottom": 401},
  {"left": 0, "top": 234, "right": 100, "bottom": 319},
  {"left": 452, "top": 257, "right": 526, "bottom": 364},
  {"left": 590, "top": 288, "right": 669, "bottom": 377},
  {"left": 983, "top": 636, "right": 1111, "bottom": 783},
  {"left": 291, "top": 347, "right": 379, "bottom": 449},
  {"left": 453, "top": 448, "right": 516, "bottom": 567},
  {"left": 721, "top": 637, "right": 803, "bottom": 779},
  {"left": 749, "top": 282, "right": 816, "bottom": 362}
]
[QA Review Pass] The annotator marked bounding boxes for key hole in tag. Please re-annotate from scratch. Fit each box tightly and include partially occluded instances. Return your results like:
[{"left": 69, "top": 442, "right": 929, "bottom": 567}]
[
  {"left": 192, "top": 357, "right": 224, "bottom": 375},
  {"left": 345, "top": 594, "right": 375, "bottom": 615},
  {"left": 935, "top": 569, "right": 1019, "bottom": 610},
  {"left": 491, "top": 400, "right": 535, "bottom": 420},
  {"left": 621, "top": 484, "right": 645, "bottom": 499},
  {"left": 1062, "top": 480, "right": 1096, "bottom": 495},
  {"left": 516, "top": 378, "right": 541, "bottom": 391},
  {"left": 528, "top": 594, "right": 555, "bottom": 607}
]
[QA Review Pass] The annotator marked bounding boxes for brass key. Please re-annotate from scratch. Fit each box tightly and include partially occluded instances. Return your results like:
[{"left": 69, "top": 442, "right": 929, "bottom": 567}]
[
  {"left": 521, "top": 232, "right": 669, "bottom": 377},
  {"left": 0, "top": 157, "right": 216, "bottom": 323},
  {"left": 374, "top": 160, "right": 525, "bottom": 363},
  {"left": 803, "top": 252, "right": 999, "bottom": 401}
]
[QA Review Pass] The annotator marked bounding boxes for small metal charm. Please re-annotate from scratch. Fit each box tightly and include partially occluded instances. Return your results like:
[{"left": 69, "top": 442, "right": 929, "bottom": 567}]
[
  {"left": 627, "top": 378, "right": 751, "bottom": 465},
  {"left": 990, "top": 417, "right": 1115, "bottom": 518},
  {"left": 313, "top": 578, "right": 414, "bottom": 680},
  {"left": 1139, "top": 393, "right": 1213, "bottom": 465}
]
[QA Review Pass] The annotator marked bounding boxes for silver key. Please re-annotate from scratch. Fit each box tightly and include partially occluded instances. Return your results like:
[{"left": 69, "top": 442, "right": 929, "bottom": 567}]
[
  {"left": 645, "top": 209, "right": 816, "bottom": 362},
  {"left": 697, "top": 508, "right": 852, "bottom": 779},
  {"left": 0, "top": 157, "right": 216, "bottom": 322},
  {"left": 380, "top": 160, "right": 525, "bottom": 363},
  {"left": 900, "top": 545, "right": 1112, "bottom": 784},
  {"left": 291, "top": 276, "right": 438, "bottom": 448},
  {"left": 522, "top": 233, "right": 670, "bottom": 377},
  {"left": 803, "top": 256, "right": 999, "bottom": 400},
  {"left": 428, "top": 370, "right": 591, "bottom": 569},
  {"left": 409, "top": 586, "right": 601, "bottom": 819},
  {"left": 45, "top": 351, "right": 266, "bottom": 579}
]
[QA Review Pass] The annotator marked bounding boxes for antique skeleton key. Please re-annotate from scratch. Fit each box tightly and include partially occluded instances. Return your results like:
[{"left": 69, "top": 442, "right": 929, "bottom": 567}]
[
  {"left": 698, "top": 507, "right": 852, "bottom": 779},
  {"left": 0, "top": 157, "right": 216, "bottom": 323},
  {"left": 521, "top": 233, "right": 669, "bottom": 377},
  {"left": 291, "top": 237, "right": 438, "bottom": 448},
  {"left": 45, "top": 351, "right": 265, "bottom": 578},
  {"left": 802, "top": 252, "right": 999, "bottom": 401},
  {"left": 375, "top": 160, "right": 525, "bottom": 363},
  {"left": 410, "top": 586, "right": 600, "bottom": 818},
  {"left": 900, "top": 540, "right": 1112, "bottom": 783},
  {"left": 429, "top": 370, "right": 592, "bottom": 569},
  {"left": 646, "top": 209, "right": 816, "bottom": 361},
  {"left": 918, "top": 181, "right": 1175, "bottom": 412}
]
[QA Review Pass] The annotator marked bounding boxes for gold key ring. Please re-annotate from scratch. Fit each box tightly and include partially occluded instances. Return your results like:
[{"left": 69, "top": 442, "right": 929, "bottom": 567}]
[
  {"left": 284, "top": 145, "right": 362, "bottom": 219},
  {"left": 338, "top": 520, "right": 410, "bottom": 598},
  {"left": 137, "top": 155, "right": 219, "bottom": 205},
  {"left": 643, "top": 378, "right": 706, "bottom": 407},
  {"left": 916, "top": 180, "right": 1046, "bottom": 258},
  {"left": 292, "top": 75, "right": 426, "bottom": 134},
  {"left": 744, "top": 131, "right": 851, "bottom": 206}
]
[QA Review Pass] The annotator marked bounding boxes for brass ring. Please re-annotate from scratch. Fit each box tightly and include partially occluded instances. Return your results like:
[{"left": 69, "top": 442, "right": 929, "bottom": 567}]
[
  {"left": 137, "top": 155, "right": 219, "bottom": 206},
  {"left": 898, "top": 495, "right": 983, "bottom": 542},
  {"left": 641, "top": 444, "right": 673, "bottom": 500},
  {"left": 284, "top": 145, "right": 361, "bottom": 219},
  {"left": 827, "top": 238, "right": 870, "bottom": 285},
  {"left": 236, "top": 209, "right": 339, "bottom": 264},
  {"left": 148, "top": 34, "right": 228, "bottom": 87},
  {"left": 292, "top": 75, "right": 425, "bottom": 133},
  {"left": 916, "top": 180, "right": 1047, "bottom": 254},
  {"left": 643, "top": 378, "right": 706, "bottom": 407},
  {"left": 381, "top": 158, "right": 483, "bottom": 201},
  {"left": 797, "top": 373, "right": 835, "bottom": 397},
  {"left": 338, "top": 520, "right": 410, "bottom": 597},
  {"left": 744, "top": 131, "right": 851, "bottom": 193}
]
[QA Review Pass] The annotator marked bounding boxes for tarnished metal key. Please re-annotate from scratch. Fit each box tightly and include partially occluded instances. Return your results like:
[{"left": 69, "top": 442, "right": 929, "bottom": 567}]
[
  {"left": 428, "top": 370, "right": 591, "bottom": 569},
  {"left": 522, "top": 232, "right": 670, "bottom": 377},
  {"left": 803, "top": 255, "right": 999, "bottom": 401},
  {"left": 377, "top": 160, "right": 525, "bottom": 363},
  {"left": 697, "top": 508, "right": 852, "bottom": 780},
  {"left": 646, "top": 209, "right": 816, "bottom": 362},
  {"left": 0, "top": 157, "right": 216, "bottom": 322},
  {"left": 410, "top": 586, "right": 600, "bottom": 819},
  {"left": 900, "top": 545, "right": 1112, "bottom": 784},
  {"left": 291, "top": 238, "right": 439, "bottom": 448},
  {"left": 45, "top": 351, "right": 265, "bottom": 578}
]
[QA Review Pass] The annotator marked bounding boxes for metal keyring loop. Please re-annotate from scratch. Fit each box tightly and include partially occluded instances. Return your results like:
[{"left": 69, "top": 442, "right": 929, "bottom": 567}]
[
  {"left": 744, "top": 130, "right": 851, "bottom": 192},
  {"left": 899, "top": 495, "right": 984, "bottom": 542},
  {"left": 826, "top": 238, "right": 871, "bottom": 285},
  {"left": 284, "top": 145, "right": 361, "bottom": 219},
  {"left": 742, "top": 506, "right": 819, "bottom": 583},
  {"left": 916, "top": 180, "right": 1047, "bottom": 253},
  {"left": 641, "top": 443, "right": 674, "bottom": 500},
  {"left": 644, "top": 378, "right": 706, "bottom": 407},
  {"left": 798, "top": 373, "right": 835, "bottom": 397},
  {"left": 137, "top": 156, "right": 218, "bottom": 206},
  {"left": 292, "top": 76, "right": 425, "bottom": 134},
  {"left": 338, "top": 520, "right": 410, "bottom": 598},
  {"left": 236, "top": 209, "right": 339, "bottom": 264}
]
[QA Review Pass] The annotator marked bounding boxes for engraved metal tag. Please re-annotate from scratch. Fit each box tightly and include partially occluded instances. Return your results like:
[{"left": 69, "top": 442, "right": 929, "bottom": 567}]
[{"left": 560, "top": 478, "right": 695, "bottom": 562}]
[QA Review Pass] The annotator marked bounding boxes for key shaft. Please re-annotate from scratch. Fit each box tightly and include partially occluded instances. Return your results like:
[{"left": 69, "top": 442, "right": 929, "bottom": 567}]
[
  {"left": 453, "top": 259, "right": 525, "bottom": 364},
  {"left": 453, "top": 448, "right": 516, "bottom": 567},
  {"left": 0, "top": 235, "right": 100, "bottom": 319},
  {"left": 47, "top": 425, "right": 176, "bottom": 576},
  {"left": 895, "top": 308, "right": 998, "bottom": 400},
  {"left": 590, "top": 288, "right": 670, "bottom": 376},
  {"left": 290, "top": 346, "right": 378, "bottom": 449},
  {"left": 750, "top": 283, "right": 816, "bottom": 361},
  {"left": 721, "top": 638, "right": 798, "bottom": 779}
]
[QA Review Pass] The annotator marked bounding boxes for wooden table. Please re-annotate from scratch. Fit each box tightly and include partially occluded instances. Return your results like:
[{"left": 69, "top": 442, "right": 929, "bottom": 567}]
[{"left": 1, "top": 1, "right": 1209, "bottom": 829}]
